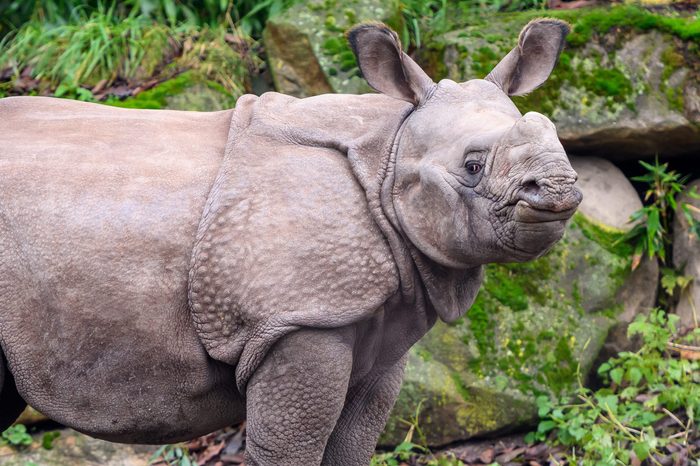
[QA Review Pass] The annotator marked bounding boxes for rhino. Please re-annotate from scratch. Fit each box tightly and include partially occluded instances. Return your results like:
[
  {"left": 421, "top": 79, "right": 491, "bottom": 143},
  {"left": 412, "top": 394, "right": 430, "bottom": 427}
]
[{"left": 0, "top": 20, "right": 581, "bottom": 465}]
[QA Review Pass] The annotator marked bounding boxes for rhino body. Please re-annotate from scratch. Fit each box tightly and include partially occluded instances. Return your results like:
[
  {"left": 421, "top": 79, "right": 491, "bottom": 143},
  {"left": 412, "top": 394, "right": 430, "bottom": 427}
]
[{"left": 0, "top": 21, "right": 582, "bottom": 466}]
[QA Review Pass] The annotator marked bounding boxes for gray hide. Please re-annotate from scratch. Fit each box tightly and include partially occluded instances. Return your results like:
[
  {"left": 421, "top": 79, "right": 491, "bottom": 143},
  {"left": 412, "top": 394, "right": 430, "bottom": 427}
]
[{"left": 0, "top": 20, "right": 581, "bottom": 466}]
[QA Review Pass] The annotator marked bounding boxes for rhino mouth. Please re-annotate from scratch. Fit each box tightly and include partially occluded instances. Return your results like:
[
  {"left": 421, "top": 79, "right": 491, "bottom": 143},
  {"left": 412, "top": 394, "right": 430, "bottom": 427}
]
[{"left": 514, "top": 200, "right": 578, "bottom": 223}]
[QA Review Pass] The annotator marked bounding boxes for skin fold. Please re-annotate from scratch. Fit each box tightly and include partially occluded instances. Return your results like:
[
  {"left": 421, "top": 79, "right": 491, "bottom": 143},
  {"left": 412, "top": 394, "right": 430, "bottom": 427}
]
[{"left": 0, "top": 20, "right": 581, "bottom": 466}]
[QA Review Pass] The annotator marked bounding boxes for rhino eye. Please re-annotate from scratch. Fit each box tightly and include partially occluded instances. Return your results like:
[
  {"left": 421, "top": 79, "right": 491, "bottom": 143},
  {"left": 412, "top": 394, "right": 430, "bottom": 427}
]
[{"left": 466, "top": 161, "right": 483, "bottom": 174}]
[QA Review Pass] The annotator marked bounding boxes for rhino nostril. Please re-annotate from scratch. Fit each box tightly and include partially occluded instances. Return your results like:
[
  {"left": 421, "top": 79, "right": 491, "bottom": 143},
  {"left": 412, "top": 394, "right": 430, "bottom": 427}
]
[{"left": 522, "top": 179, "right": 540, "bottom": 193}]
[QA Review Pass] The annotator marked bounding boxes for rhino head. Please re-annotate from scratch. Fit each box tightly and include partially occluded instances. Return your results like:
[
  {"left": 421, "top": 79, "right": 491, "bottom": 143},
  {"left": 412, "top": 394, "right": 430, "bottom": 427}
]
[{"left": 349, "top": 20, "right": 582, "bottom": 272}]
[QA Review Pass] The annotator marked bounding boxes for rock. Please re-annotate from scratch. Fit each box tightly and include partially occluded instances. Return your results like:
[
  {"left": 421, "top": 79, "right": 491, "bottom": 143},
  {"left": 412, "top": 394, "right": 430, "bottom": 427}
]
[
  {"left": 382, "top": 156, "right": 658, "bottom": 446},
  {"left": 432, "top": 6, "right": 700, "bottom": 160},
  {"left": 570, "top": 157, "right": 643, "bottom": 231},
  {"left": 105, "top": 72, "right": 238, "bottom": 111},
  {"left": 0, "top": 429, "right": 157, "bottom": 466},
  {"left": 263, "top": 0, "right": 399, "bottom": 97},
  {"left": 673, "top": 179, "right": 700, "bottom": 332},
  {"left": 571, "top": 157, "right": 659, "bottom": 359},
  {"left": 14, "top": 407, "right": 47, "bottom": 426}
]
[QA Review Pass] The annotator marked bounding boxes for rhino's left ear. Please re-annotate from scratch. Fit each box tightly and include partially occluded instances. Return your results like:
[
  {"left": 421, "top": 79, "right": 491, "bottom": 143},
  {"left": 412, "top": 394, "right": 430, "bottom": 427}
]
[
  {"left": 486, "top": 19, "right": 570, "bottom": 96},
  {"left": 348, "top": 23, "right": 435, "bottom": 105}
]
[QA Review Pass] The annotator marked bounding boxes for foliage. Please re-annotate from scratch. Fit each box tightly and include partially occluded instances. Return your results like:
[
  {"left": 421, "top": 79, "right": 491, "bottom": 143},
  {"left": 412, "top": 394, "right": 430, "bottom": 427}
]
[
  {"left": 150, "top": 444, "right": 197, "bottom": 466},
  {"left": 0, "top": 5, "right": 172, "bottom": 93},
  {"left": 41, "top": 431, "right": 61, "bottom": 450},
  {"left": 620, "top": 159, "right": 700, "bottom": 269},
  {"left": 527, "top": 309, "right": 700, "bottom": 465},
  {"left": 0, "top": 423, "right": 62, "bottom": 451},
  {"left": 0, "top": 424, "right": 33, "bottom": 447},
  {"left": 0, "top": 0, "right": 294, "bottom": 40}
]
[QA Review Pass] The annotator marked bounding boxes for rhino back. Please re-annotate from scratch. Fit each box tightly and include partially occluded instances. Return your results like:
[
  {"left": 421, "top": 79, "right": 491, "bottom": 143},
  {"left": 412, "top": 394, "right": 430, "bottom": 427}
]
[{"left": 0, "top": 97, "right": 243, "bottom": 442}]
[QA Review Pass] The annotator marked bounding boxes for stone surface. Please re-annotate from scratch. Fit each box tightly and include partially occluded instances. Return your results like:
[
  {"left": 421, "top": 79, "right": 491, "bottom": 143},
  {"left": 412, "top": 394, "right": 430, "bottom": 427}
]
[
  {"left": 570, "top": 157, "right": 643, "bottom": 230},
  {"left": 570, "top": 157, "right": 659, "bottom": 359},
  {"left": 382, "top": 156, "right": 658, "bottom": 446},
  {"left": 0, "top": 429, "right": 157, "bottom": 466},
  {"left": 263, "top": 0, "right": 399, "bottom": 97},
  {"left": 433, "top": 8, "right": 700, "bottom": 160},
  {"left": 15, "top": 407, "right": 47, "bottom": 426},
  {"left": 673, "top": 179, "right": 700, "bottom": 331}
]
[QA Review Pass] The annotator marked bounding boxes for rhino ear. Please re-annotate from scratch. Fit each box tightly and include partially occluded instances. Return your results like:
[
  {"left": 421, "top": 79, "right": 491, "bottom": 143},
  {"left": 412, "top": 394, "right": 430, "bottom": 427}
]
[
  {"left": 348, "top": 23, "right": 435, "bottom": 105},
  {"left": 485, "top": 19, "right": 570, "bottom": 96}
]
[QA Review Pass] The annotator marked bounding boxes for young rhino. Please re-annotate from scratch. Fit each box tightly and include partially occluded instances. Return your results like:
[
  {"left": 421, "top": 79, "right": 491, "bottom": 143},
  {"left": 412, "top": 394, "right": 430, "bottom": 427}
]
[{"left": 0, "top": 20, "right": 580, "bottom": 466}]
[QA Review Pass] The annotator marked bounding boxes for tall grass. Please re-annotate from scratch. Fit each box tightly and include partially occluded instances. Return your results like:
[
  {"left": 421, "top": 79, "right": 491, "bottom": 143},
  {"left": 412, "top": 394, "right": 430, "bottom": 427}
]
[
  {"left": 0, "top": 5, "right": 171, "bottom": 89},
  {"left": 0, "top": 0, "right": 295, "bottom": 39}
]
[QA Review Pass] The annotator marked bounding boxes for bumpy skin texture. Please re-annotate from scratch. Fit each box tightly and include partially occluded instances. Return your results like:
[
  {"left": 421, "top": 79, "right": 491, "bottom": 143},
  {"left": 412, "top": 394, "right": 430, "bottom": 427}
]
[{"left": 0, "top": 20, "right": 581, "bottom": 466}]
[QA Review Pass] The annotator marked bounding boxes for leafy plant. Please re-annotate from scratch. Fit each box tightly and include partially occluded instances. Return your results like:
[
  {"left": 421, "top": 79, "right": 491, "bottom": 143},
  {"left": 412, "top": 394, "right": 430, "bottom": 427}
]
[
  {"left": 149, "top": 444, "right": 197, "bottom": 466},
  {"left": 527, "top": 309, "right": 699, "bottom": 465},
  {"left": 1, "top": 424, "right": 33, "bottom": 447},
  {"left": 621, "top": 159, "right": 700, "bottom": 270}
]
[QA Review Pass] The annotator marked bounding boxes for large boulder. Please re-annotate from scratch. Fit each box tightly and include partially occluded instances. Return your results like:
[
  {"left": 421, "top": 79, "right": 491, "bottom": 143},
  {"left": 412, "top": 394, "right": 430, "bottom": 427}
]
[
  {"left": 673, "top": 179, "right": 700, "bottom": 332},
  {"left": 263, "top": 0, "right": 400, "bottom": 97},
  {"left": 430, "top": 6, "right": 700, "bottom": 160},
  {"left": 382, "top": 156, "right": 657, "bottom": 446}
]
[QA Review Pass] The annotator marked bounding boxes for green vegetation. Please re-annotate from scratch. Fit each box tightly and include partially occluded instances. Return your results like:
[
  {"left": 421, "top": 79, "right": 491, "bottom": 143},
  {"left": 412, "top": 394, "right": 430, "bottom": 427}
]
[
  {"left": 0, "top": 7, "right": 251, "bottom": 105},
  {"left": 0, "top": 6, "right": 171, "bottom": 96},
  {"left": 1, "top": 424, "right": 33, "bottom": 448},
  {"left": 621, "top": 159, "right": 700, "bottom": 268},
  {"left": 0, "top": 0, "right": 293, "bottom": 39},
  {"left": 0, "top": 424, "right": 61, "bottom": 451},
  {"left": 527, "top": 309, "right": 699, "bottom": 465}
]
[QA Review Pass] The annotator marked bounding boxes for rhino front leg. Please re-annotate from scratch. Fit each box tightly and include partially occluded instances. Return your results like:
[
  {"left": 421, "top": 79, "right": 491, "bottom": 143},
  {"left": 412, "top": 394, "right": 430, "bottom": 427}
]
[
  {"left": 321, "top": 355, "right": 407, "bottom": 466},
  {"left": 245, "top": 327, "right": 354, "bottom": 466}
]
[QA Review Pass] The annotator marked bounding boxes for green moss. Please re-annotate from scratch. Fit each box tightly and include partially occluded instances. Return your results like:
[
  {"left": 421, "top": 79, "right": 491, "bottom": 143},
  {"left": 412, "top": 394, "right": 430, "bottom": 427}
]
[
  {"left": 572, "top": 212, "right": 632, "bottom": 257},
  {"left": 104, "top": 73, "right": 196, "bottom": 109},
  {"left": 559, "top": 5, "right": 700, "bottom": 46},
  {"left": 659, "top": 46, "right": 686, "bottom": 112},
  {"left": 589, "top": 67, "right": 633, "bottom": 98}
]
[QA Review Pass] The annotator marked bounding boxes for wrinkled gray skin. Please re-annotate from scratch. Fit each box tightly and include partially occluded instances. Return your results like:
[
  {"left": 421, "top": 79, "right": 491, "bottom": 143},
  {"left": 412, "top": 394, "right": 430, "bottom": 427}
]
[{"left": 0, "top": 20, "right": 581, "bottom": 466}]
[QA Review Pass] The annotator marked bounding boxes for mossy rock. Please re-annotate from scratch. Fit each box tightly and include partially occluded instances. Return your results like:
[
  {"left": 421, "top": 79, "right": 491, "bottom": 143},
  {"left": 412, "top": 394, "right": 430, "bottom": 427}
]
[
  {"left": 104, "top": 72, "right": 238, "bottom": 111},
  {"left": 425, "top": 5, "right": 700, "bottom": 159},
  {"left": 263, "top": 0, "right": 401, "bottom": 97},
  {"left": 382, "top": 213, "right": 636, "bottom": 446}
]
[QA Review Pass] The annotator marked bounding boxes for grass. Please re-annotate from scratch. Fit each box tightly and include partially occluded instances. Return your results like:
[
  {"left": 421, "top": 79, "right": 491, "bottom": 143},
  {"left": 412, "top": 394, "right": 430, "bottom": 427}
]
[{"left": 0, "top": 5, "right": 171, "bottom": 91}]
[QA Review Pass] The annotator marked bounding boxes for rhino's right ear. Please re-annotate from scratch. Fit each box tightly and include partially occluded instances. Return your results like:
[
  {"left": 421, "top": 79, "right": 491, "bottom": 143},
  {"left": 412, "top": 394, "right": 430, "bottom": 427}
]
[{"left": 348, "top": 23, "right": 435, "bottom": 106}]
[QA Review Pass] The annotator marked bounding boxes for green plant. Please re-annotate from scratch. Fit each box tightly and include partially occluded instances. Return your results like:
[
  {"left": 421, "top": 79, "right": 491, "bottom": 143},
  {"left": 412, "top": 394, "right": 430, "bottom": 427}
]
[
  {"left": 149, "top": 444, "right": 197, "bottom": 466},
  {"left": 41, "top": 431, "right": 61, "bottom": 450},
  {"left": 620, "top": 159, "right": 700, "bottom": 269},
  {"left": 527, "top": 309, "right": 699, "bottom": 465},
  {"left": 0, "top": 5, "right": 172, "bottom": 93},
  {"left": 1, "top": 424, "right": 33, "bottom": 447}
]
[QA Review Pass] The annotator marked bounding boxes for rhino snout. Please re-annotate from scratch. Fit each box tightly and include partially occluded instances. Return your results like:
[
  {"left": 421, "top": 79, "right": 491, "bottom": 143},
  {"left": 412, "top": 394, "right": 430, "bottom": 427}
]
[{"left": 514, "top": 171, "right": 582, "bottom": 222}]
